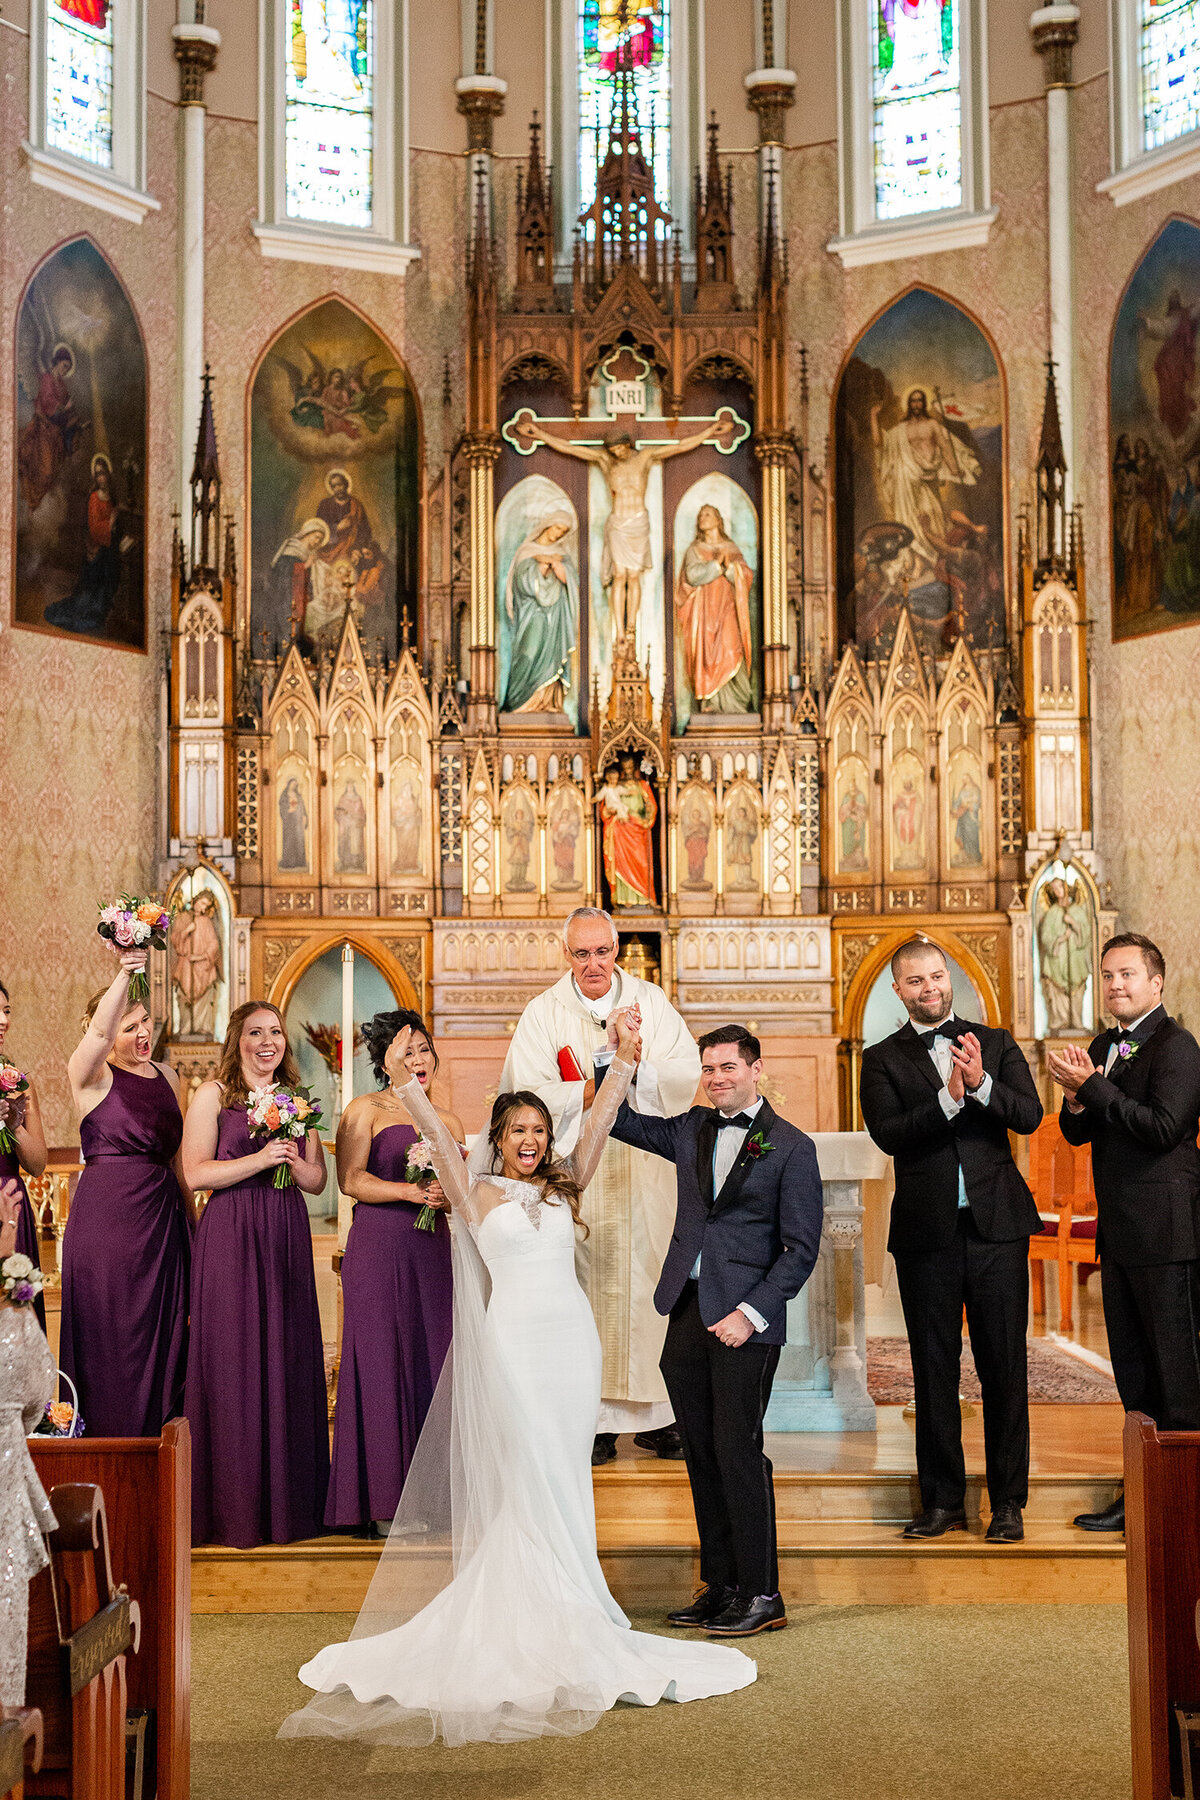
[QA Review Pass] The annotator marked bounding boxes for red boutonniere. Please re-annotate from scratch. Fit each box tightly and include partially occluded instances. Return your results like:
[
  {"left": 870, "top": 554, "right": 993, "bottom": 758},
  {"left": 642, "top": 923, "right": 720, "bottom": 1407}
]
[{"left": 744, "top": 1130, "right": 774, "bottom": 1161}]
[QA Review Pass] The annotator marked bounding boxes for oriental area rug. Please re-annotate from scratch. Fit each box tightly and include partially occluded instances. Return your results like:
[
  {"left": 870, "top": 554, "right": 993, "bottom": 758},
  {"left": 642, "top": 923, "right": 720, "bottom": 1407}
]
[{"left": 866, "top": 1338, "right": 1118, "bottom": 1405}]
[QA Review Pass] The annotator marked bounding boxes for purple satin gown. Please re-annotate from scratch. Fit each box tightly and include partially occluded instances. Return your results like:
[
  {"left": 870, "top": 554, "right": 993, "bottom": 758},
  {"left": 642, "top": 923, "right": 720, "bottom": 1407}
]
[
  {"left": 59, "top": 1064, "right": 191, "bottom": 1436},
  {"left": 186, "top": 1106, "right": 329, "bottom": 1547},
  {"left": 325, "top": 1121, "right": 453, "bottom": 1530},
  {"left": 0, "top": 1148, "right": 46, "bottom": 1333}
]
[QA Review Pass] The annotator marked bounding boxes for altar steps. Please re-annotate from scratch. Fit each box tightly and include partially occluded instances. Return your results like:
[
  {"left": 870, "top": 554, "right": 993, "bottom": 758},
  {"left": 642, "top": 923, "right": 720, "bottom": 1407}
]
[{"left": 191, "top": 1465, "right": 1126, "bottom": 1613}]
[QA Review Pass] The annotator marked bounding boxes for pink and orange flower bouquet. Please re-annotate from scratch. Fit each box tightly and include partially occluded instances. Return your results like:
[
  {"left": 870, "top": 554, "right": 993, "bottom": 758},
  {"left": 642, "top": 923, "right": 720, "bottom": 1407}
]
[
  {"left": 0, "top": 1063, "right": 31, "bottom": 1155},
  {"left": 97, "top": 894, "right": 172, "bottom": 1005},
  {"left": 246, "top": 1086, "right": 324, "bottom": 1187}
]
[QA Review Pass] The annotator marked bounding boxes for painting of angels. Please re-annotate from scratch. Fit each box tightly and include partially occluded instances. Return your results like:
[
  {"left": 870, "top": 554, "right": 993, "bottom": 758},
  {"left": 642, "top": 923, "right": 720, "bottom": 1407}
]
[
  {"left": 251, "top": 298, "right": 418, "bottom": 659},
  {"left": 14, "top": 237, "right": 146, "bottom": 648}
]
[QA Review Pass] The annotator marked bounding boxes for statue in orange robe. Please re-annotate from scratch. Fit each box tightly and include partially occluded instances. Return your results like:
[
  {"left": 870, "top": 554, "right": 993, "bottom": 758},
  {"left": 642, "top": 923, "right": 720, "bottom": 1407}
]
[
  {"left": 596, "top": 753, "right": 657, "bottom": 907},
  {"left": 674, "top": 504, "right": 754, "bottom": 713}
]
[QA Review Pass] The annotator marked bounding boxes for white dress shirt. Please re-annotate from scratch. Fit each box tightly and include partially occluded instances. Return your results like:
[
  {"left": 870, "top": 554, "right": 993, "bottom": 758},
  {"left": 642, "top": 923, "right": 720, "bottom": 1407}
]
[
  {"left": 1102, "top": 1005, "right": 1162, "bottom": 1074},
  {"left": 690, "top": 1096, "right": 769, "bottom": 1334},
  {"left": 912, "top": 1018, "right": 992, "bottom": 1208}
]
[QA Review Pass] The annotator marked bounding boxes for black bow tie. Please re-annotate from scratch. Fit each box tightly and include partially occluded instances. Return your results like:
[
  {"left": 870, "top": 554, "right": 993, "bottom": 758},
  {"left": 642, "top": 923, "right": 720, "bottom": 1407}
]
[
  {"left": 923, "top": 1019, "right": 962, "bottom": 1040},
  {"left": 716, "top": 1112, "right": 755, "bottom": 1129}
]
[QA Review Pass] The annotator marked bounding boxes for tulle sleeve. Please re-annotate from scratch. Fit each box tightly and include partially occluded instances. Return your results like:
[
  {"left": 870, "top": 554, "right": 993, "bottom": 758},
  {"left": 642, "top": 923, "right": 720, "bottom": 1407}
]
[
  {"left": 566, "top": 1052, "right": 637, "bottom": 1192},
  {"left": 393, "top": 1077, "right": 471, "bottom": 1211}
]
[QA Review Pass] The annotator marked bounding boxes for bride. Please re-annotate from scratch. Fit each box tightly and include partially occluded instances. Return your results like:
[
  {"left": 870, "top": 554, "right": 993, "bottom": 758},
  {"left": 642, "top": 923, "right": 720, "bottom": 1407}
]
[{"left": 280, "top": 1008, "right": 755, "bottom": 1747}]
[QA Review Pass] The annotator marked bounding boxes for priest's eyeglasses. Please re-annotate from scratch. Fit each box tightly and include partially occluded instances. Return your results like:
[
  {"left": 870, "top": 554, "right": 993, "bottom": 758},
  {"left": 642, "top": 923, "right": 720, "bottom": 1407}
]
[{"left": 567, "top": 946, "right": 617, "bottom": 965}]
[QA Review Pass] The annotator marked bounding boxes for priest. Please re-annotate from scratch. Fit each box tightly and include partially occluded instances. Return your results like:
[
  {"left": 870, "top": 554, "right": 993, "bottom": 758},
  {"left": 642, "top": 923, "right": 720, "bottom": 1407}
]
[{"left": 501, "top": 906, "right": 701, "bottom": 1464}]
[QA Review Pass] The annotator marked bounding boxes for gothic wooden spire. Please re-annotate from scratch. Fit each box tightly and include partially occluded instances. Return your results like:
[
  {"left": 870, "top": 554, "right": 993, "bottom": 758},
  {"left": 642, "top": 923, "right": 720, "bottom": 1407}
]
[
  {"left": 189, "top": 364, "right": 221, "bottom": 579},
  {"left": 694, "top": 112, "right": 736, "bottom": 312},
  {"left": 513, "top": 111, "right": 555, "bottom": 313},
  {"left": 1036, "top": 356, "right": 1068, "bottom": 575}
]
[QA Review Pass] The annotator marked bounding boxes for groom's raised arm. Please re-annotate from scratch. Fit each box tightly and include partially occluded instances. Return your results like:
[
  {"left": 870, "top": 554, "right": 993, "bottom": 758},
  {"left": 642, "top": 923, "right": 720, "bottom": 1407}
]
[{"left": 594, "top": 1059, "right": 687, "bottom": 1161}]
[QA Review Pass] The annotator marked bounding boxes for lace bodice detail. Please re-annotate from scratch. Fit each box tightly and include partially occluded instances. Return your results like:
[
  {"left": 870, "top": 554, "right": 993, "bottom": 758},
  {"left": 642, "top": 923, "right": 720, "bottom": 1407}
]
[{"left": 488, "top": 1175, "right": 546, "bottom": 1229}]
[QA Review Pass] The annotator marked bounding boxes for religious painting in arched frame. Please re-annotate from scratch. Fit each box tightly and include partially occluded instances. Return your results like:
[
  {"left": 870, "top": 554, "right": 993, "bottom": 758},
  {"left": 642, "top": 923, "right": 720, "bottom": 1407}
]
[
  {"left": 677, "top": 781, "right": 716, "bottom": 896},
  {"left": 945, "top": 697, "right": 985, "bottom": 870},
  {"left": 722, "top": 779, "right": 763, "bottom": 904},
  {"left": 499, "top": 783, "right": 539, "bottom": 896},
  {"left": 329, "top": 703, "right": 373, "bottom": 881},
  {"left": 546, "top": 781, "right": 586, "bottom": 897},
  {"left": 249, "top": 297, "right": 419, "bottom": 660},
  {"left": 14, "top": 236, "right": 147, "bottom": 649},
  {"left": 165, "top": 861, "right": 233, "bottom": 1045},
  {"left": 833, "top": 285, "right": 1006, "bottom": 662},
  {"left": 1030, "top": 856, "right": 1098, "bottom": 1040},
  {"left": 672, "top": 472, "right": 759, "bottom": 731},
  {"left": 1109, "top": 215, "right": 1200, "bottom": 640}
]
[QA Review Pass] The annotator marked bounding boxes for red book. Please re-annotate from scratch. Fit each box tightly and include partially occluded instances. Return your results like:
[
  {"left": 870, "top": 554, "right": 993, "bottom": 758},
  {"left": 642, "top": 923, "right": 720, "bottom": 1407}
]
[{"left": 557, "top": 1046, "right": 586, "bottom": 1082}]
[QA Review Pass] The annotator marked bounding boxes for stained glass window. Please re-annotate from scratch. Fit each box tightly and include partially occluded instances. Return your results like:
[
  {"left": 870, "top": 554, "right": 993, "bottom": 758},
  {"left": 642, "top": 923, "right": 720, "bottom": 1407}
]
[
  {"left": 285, "top": 0, "right": 374, "bottom": 230},
  {"left": 871, "top": 0, "right": 961, "bottom": 221},
  {"left": 578, "top": 0, "right": 671, "bottom": 218},
  {"left": 46, "top": 0, "right": 114, "bottom": 169},
  {"left": 1141, "top": 0, "right": 1200, "bottom": 152}
]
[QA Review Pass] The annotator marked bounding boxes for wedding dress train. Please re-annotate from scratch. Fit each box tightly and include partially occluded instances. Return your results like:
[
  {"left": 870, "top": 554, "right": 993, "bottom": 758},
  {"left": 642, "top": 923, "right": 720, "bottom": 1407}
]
[{"left": 280, "top": 1056, "right": 755, "bottom": 1746}]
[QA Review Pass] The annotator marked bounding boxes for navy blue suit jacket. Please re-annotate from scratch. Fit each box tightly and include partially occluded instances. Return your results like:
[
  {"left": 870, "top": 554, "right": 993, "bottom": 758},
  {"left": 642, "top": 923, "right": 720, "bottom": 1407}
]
[{"left": 607, "top": 1098, "right": 824, "bottom": 1347}]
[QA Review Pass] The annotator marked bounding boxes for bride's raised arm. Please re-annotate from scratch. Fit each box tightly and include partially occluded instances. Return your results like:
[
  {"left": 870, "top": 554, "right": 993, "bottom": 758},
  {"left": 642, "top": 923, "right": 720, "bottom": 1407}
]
[
  {"left": 388, "top": 1029, "right": 471, "bottom": 1212},
  {"left": 567, "top": 1011, "right": 642, "bottom": 1192}
]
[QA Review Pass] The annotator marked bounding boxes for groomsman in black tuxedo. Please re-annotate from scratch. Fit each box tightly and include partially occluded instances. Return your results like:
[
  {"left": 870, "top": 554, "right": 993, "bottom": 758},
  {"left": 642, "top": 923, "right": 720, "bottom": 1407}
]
[
  {"left": 859, "top": 938, "right": 1043, "bottom": 1543},
  {"left": 600, "top": 1024, "right": 824, "bottom": 1637},
  {"left": 1049, "top": 933, "right": 1200, "bottom": 1535}
]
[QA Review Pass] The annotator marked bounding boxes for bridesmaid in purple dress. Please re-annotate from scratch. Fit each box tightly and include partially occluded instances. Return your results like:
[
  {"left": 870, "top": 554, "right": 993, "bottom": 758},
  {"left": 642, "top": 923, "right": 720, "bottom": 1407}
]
[
  {"left": 60, "top": 951, "right": 195, "bottom": 1435},
  {"left": 0, "top": 980, "right": 49, "bottom": 1331},
  {"left": 183, "top": 1001, "right": 329, "bottom": 1548},
  {"left": 326, "top": 1010, "right": 461, "bottom": 1534}
]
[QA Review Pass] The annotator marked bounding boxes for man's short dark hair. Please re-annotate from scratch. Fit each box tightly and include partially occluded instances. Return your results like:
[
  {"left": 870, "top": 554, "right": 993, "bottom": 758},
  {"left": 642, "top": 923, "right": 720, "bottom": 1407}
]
[
  {"left": 698, "top": 1024, "right": 761, "bottom": 1065},
  {"left": 1102, "top": 932, "right": 1166, "bottom": 984},
  {"left": 890, "top": 935, "right": 945, "bottom": 980}
]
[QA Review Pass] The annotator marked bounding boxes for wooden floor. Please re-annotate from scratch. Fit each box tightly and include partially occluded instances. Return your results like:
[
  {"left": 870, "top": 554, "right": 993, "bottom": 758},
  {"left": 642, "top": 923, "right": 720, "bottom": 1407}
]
[{"left": 192, "top": 1404, "right": 1127, "bottom": 1613}]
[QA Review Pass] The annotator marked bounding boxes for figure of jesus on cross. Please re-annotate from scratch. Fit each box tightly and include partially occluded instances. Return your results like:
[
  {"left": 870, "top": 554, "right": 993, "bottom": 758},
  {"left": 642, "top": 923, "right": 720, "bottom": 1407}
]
[{"left": 509, "top": 380, "right": 743, "bottom": 650}]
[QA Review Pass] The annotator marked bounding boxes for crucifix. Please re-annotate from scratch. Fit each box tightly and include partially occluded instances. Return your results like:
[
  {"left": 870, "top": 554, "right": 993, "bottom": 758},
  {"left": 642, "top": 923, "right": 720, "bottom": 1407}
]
[{"left": 502, "top": 348, "right": 749, "bottom": 650}]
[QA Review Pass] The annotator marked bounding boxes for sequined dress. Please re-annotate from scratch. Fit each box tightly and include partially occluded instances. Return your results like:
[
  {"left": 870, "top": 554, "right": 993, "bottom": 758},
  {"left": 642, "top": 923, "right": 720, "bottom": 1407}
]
[{"left": 0, "top": 1305, "right": 56, "bottom": 1704}]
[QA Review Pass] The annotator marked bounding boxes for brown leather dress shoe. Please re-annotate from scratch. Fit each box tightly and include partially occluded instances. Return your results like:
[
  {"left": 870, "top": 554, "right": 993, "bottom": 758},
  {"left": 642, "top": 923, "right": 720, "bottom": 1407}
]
[{"left": 902, "top": 1507, "right": 968, "bottom": 1539}]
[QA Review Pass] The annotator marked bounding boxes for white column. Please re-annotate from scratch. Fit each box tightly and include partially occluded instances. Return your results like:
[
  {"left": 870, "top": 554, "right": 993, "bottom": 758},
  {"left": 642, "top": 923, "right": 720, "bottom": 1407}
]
[
  {"left": 172, "top": 19, "right": 221, "bottom": 525},
  {"left": 1031, "top": 6, "right": 1081, "bottom": 499}
]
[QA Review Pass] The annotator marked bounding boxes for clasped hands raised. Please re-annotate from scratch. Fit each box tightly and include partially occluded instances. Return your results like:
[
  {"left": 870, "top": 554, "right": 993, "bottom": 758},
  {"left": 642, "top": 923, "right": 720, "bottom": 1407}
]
[{"left": 606, "top": 1005, "right": 643, "bottom": 1061}]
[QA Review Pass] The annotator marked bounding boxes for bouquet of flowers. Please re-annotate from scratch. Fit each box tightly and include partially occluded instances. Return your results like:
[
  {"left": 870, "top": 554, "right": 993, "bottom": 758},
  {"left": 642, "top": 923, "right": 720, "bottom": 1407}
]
[
  {"left": 0, "top": 1063, "right": 31, "bottom": 1155},
  {"left": 405, "top": 1136, "right": 442, "bottom": 1232},
  {"left": 301, "top": 1021, "right": 364, "bottom": 1077},
  {"left": 247, "top": 1085, "right": 323, "bottom": 1187},
  {"left": 33, "top": 1373, "right": 84, "bottom": 1438},
  {"left": 97, "top": 894, "right": 172, "bottom": 1005},
  {"left": 1, "top": 1251, "right": 43, "bottom": 1309}
]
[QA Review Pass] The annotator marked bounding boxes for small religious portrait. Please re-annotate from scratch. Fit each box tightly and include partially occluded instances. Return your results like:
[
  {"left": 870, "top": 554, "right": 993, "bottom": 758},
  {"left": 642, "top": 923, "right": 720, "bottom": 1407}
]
[
  {"left": 1109, "top": 219, "right": 1200, "bottom": 639},
  {"left": 334, "top": 776, "right": 369, "bottom": 874},
  {"left": 678, "top": 785, "right": 715, "bottom": 891},
  {"left": 1033, "top": 861, "right": 1095, "bottom": 1037},
  {"left": 496, "top": 476, "right": 580, "bottom": 721},
  {"left": 547, "top": 785, "right": 584, "bottom": 892},
  {"left": 723, "top": 784, "right": 761, "bottom": 893},
  {"left": 501, "top": 788, "right": 538, "bottom": 894},
  {"left": 166, "top": 868, "right": 231, "bottom": 1043},
  {"left": 948, "top": 758, "right": 984, "bottom": 868},
  {"left": 836, "top": 766, "right": 870, "bottom": 875},
  {"left": 390, "top": 772, "right": 423, "bottom": 877},
  {"left": 277, "top": 771, "right": 311, "bottom": 872},
  {"left": 889, "top": 754, "right": 926, "bottom": 872},
  {"left": 834, "top": 287, "right": 1005, "bottom": 659},
  {"left": 596, "top": 752, "right": 658, "bottom": 909},
  {"left": 673, "top": 474, "right": 759, "bottom": 728},
  {"left": 15, "top": 237, "right": 147, "bottom": 648},
  {"left": 251, "top": 298, "right": 418, "bottom": 658}
]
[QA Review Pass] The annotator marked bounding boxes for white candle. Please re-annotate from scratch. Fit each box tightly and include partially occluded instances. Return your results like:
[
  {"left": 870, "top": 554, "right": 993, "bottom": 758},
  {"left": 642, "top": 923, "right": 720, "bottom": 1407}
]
[{"left": 340, "top": 943, "right": 355, "bottom": 1118}]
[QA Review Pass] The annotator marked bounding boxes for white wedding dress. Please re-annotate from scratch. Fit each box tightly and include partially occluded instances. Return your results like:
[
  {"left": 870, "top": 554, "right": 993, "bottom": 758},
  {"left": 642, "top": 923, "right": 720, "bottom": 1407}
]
[{"left": 280, "top": 1055, "right": 755, "bottom": 1747}]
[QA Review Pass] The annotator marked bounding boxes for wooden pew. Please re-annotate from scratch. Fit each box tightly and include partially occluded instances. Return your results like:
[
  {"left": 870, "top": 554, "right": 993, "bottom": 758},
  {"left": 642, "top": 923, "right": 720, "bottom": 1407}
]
[
  {"left": 1125, "top": 1412, "right": 1200, "bottom": 1798},
  {"left": 0, "top": 1710, "right": 42, "bottom": 1800},
  {"left": 29, "top": 1421, "right": 190, "bottom": 1800},
  {"left": 24, "top": 1485, "right": 140, "bottom": 1800}
]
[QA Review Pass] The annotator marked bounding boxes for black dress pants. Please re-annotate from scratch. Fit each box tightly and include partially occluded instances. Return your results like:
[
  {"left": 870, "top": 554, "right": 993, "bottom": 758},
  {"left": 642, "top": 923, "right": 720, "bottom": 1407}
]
[
  {"left": 1101, "top": 1258, "right": 1200, "bottom": 1430},
  {"left": 893, "top": 1210, "right": 1030, "bottom": 1513},
  {"left": 659, "top": 1283, "right": 781, "bottom": 1595}
]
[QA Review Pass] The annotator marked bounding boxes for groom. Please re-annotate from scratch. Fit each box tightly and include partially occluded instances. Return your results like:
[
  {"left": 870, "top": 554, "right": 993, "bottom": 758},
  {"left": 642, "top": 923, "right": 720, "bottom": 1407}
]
[{"left": 599, "top": 1024, "right": 824, "bottom": 1636}]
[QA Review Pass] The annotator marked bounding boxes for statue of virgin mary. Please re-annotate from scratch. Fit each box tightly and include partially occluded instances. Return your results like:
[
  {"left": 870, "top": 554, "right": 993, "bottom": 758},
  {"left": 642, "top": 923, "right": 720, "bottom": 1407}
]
[{"left": 500, "top": 511, "right": 579, "bottom": 716}]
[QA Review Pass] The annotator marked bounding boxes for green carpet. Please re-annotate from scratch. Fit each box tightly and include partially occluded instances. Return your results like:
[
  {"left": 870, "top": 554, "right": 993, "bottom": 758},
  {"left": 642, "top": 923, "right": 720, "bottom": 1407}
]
[{"left": 192, "top": 1607, "right": 1129, "bottom": 1800}]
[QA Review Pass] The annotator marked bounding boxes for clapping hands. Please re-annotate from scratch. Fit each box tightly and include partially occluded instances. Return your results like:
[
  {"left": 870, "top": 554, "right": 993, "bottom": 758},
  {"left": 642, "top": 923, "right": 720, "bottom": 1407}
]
[
  {"left": 1046, "top": 1041, "right": 1100, "bottom": 1097},
  {"left": 948, "top": 1031, "right": 985, "bottom": 1099}
]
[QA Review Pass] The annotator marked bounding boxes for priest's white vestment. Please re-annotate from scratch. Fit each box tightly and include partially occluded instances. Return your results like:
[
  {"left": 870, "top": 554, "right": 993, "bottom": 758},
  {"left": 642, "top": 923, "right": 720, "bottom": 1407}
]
[{"left": 500, "top": 969, "right": 700, "bottom": 1433}]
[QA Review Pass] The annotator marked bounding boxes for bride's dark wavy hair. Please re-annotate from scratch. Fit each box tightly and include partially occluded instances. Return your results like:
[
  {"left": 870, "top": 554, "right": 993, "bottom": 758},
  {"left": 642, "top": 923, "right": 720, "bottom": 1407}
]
[
  {"left": 361, "top": 1009, "right": 439, "bottom": 1087},
  {"left": 487, "top": 1090, "right": 587, "bottom": 1235}
]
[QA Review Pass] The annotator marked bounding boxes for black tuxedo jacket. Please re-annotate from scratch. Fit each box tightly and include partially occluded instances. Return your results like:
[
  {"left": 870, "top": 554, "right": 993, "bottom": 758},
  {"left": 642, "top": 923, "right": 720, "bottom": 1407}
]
[
  {"left": 607, "top": 1099, "right": 824, "bottom": 1347},
  {"left": 860, "top": 1019, "right": 1043, "bottom": 1254},
  {"left": 1059, "top": 1009, "right": 1200, "bottom": 1266}
]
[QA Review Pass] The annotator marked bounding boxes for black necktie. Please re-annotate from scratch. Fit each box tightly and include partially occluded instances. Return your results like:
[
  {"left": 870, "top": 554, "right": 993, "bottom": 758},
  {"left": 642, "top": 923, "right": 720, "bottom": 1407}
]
[{"left": 716, "top": 1112, "right": 754, "bottom": 1129}]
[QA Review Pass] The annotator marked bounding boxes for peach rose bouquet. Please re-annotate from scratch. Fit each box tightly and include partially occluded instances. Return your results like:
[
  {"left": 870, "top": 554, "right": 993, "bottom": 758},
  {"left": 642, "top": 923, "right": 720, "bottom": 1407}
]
[{"left": 97, "top": 894, "right": 172, "bottom": 1005}]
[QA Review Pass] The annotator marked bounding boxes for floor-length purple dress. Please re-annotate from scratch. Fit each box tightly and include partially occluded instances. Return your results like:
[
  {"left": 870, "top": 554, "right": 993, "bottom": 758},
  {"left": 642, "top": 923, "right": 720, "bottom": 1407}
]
[
  {"left": 325, "top": 1121, "right": 453, "bottom": 1530},
  {"left": 0, "top": 1148, "right": 46, "bottom": 1333},
  {"left": 59, "top": 1064, "right": 191, "bottom": 1435},
  {"left": 186, "top": 1105, "right": 329, "bottom": 1547}
]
